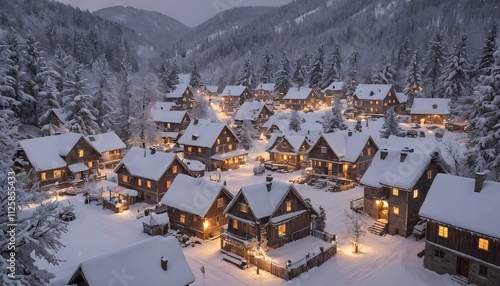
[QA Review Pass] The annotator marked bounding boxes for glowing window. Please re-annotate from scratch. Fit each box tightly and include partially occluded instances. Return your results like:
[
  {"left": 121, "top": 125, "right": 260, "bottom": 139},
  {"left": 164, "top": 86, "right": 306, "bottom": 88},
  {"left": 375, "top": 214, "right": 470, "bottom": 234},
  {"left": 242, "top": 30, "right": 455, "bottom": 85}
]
[
  {"left": 122, "top": 175, "right": 128, "bottom": 183},
  {"left": 226, "top": 137, "right": 230, "bottom": 143},
  {"left": 146, "top": 180, "right": 151, "bottom": 188},
  {"left": 172, "top": 166, "right": 178, "bottom": 173},
  {"left": 392, "top": 188, "right": 399, "bottom": 196},
  {"left": 233, "top": 219, "right": 238, "bottom": 229},
  {"left": 78, "top": 150, "right": 84, "bottom": 157},
  {"left": 413, "top": 189, "right": 419, "bottom": 199},
  {"left": 393, "top": 207, "right": 399, "bottom": 215},
  {"left": 87, "top": 161, "right": 93, "bottom": 168},
  {"left": 478, "top": 238, "right": 489, "bottom": 251},
  {"left": 138, "top": 179, "right": 142, "bottom": 186},
  {"left": 438, "top": 225, "right": 448, "bottom": 238},
  {"left": 53, "top": 170, "right": 62, "bottom": 178},
  {"left": 217, "top": 198, "right": 224, "bottom": 208},
  {"left": 278, "top": 224, "right": 286, "bottom": 236},
  {"left": 180, "top": 214, "right": 185, "bottom": 224},
  {"left": 166, "top": 180, "right": 171, "bottom": 188},
  {"left": 238, "top": 203, "right": 248, "bottom": 213},
  {"left": 286, "top": 201, "right": 292, "bottom": 212},
  {"left": 187, "top": 146, "right": 192, "bottom": 152},
  {"left": 198, "top": 147, "right": 202, "bottom": 153},
  {"left": 427, "top": 170, "right": 433, "bottom": 179},
  {"left": 41, "top": 172, "right": 47, "bottom": 180}
]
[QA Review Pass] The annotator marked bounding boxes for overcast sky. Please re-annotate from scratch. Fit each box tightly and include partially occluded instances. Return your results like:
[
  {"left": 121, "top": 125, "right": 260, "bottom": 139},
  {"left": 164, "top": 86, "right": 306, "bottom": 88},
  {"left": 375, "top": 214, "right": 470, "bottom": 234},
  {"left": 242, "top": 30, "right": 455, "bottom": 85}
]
[{"left": 56, "top": 0, "right": 293, "bottom": 27}]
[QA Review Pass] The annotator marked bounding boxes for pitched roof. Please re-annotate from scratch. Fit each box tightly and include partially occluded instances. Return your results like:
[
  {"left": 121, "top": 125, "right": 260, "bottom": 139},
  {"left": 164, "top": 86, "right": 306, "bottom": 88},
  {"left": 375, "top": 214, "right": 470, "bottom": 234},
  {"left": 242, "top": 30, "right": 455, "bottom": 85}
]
[
  {"left": 19, "top": 133, "right": 88, "bottom": 171},
  {"left": 322, "top": 81, "right": 344, "bottom": 92},
  {"left": 154, "top": 102, "right": 178, "bottom": 111},
  {"left": 410, "top": 98, "right": 451, "bottom": 115},
  {"left": 151, "top": 108, "right": 188, "bottom": 124},
  {"left": 420, "top": 174, "right": 500, "bottom": 238},
  {"left": 114, "top": 147, "right": 179, "bottom": 181},
  {"left": 316, "top": 131, "right": 372, "bottom": 163},
  {"left": 256, "top": 83, "right": 275, "bottom": 90},
  {"left": 283, "top": 87, "right": 314, "bottom": 100},
  {"left": 234, "top": 101, "right": 267, "bottom": 121},
  {"left": 178, "top": 119, "right": 236, "bottom": 148},
  {"left": 86, "top": 132, "right": 126, "bottom": 153},
  {"left": 267, "top": 134, "right": 307, "bottom": 153},
  {"left": 161, "top": 174, "right": 231, "bottom": 217},
  {"left": 395, "top": 92, "right": 407, "bottom": 104},
  {"left": 205, "top": 85, "right": 219, "bottom": 93},
  {"left": 51, "top": 108, "right": 69, "bottom": 124},
  {"left": 221, "top": 85, "right": 247, "bottom": 96},
  {"left": 67, "top": 236, "right": 195, "bottom": 286},
  {"left": 354, "top": 84, "right": 393, "bottom": 100},
  {"left": 165, "top": 84, "right": 192, "bottom": 99}
]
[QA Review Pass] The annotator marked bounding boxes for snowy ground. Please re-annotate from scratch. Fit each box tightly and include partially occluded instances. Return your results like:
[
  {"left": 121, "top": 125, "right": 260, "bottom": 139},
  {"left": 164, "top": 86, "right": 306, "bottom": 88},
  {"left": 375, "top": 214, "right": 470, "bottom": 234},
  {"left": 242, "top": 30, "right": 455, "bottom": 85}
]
[{"left": 35, "top": 108, "right": 469, "bottom": 285}]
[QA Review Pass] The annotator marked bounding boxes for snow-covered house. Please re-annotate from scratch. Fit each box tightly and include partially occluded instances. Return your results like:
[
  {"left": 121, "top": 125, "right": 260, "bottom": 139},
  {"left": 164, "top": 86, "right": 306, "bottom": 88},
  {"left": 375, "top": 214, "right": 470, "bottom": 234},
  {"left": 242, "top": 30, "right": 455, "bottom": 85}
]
[
  {"left": 307, "top": 130, "right": 378, "bottom": 180},
  {"left": 255, "top": 83, "right": 275, "bottom": 101},
  {"left": 353, "top": 84, "right": 404, "bottom": 115},
  {"left": 266, "top": 134, "right": 311, "bottom": 170},
  {"left": 67, "top": 236, "right": 196, "bottom": 286},
  {"left": 43, "top": 108, "right": 69, "bottom": 134},
  {"left": 221, "top": 175, "right": 318, "bottom": 258},
  {"left": 114, "top": 147, "right": 193, "bottom": 204},
  {"left": 151, "top": 102, "right": 191, "bottom": 145},
  {"left": 178, "top": 119, "right": 248, "bottom": 171},
  {"left": 410, "top": 98, "right": 451, "bottom": 125},
  {"left": 161, "top": 174, "right": 233, "bottom": 240},
  {"left": 262, "top": 120, "right": 288, "bottom": 139},
  {"left": 205, "top": 85, "right": 220, "bottom": 96},
  {"left": 141, "top": 212, "right": 170, "bottom": 236},
  {"left": 420, "top": 173, "right": 500, "bottom": 285},
  {"left": 233, "top": 101, "right": 274, "bottom": 132},
  {"left": 16, "top": 133, "right": 101, "bottom": 187},
  {"left": 321, "top": 81, "right": 345, "bottom": 104},
  {"left": 165, "top": 84, "right": 195, "bottom": 110},
  {"left": 220, "top": 85, "right": 254, "bottom": 114},
  {"left": 360, "top": 136, "right": 444, "bottom": 237},
  {"left": 283, "top": 87, "right": 321, "bottom": 111},
  {"left": 85, "top": 132, "right": 126, "bottom": 167}
]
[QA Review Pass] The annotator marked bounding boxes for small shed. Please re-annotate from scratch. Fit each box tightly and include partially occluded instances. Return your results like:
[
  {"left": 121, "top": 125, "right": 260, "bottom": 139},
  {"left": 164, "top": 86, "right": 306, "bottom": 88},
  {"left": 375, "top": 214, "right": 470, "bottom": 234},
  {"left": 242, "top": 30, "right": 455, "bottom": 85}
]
[
  {"left": 142, "top": 212, "right": 170, "bottom": 236},
  {"left": 183, "top": 159, "right": 206, "bottom": 177},
  {"left": 101, "top": 185, "right": 138, "bottom": 213}
]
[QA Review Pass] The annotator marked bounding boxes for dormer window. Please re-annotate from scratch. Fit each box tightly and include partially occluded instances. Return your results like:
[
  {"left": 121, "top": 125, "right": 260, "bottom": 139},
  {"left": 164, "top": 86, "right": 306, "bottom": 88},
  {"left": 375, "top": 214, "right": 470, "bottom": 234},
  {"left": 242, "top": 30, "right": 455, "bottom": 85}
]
[{"left": 238, "top": 203, "right": 248, "bottom": 213}]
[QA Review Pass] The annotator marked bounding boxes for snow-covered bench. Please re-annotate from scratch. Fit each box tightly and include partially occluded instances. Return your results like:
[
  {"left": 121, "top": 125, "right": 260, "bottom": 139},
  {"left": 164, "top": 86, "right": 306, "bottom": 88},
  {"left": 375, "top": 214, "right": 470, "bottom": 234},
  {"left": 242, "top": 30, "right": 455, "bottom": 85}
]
[{"left": 221, "top": 250, "right": 247, "bottom": 269}]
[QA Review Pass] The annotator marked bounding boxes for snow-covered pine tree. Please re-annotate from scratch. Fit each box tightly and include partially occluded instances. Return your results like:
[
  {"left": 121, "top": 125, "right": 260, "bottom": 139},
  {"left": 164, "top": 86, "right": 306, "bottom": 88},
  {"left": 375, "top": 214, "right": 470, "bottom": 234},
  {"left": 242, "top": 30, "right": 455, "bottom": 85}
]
[
  {"left": 52, "top": 45, "right": 73, "bottom": 97},
  {"left": 157, "top": 61, "right": 171, "bottom": 94},
  {"left": 292, "top": 57, "right": 305, "bottom": 88},
  {"left": 332, "top": 43, "right": 342, "bottom": 75},
  {"left": 308, "top": 44, "right": 324, "bottom": 88},
  {"left": 441, "top": 34, "right": 470, "bottom": 111},
  {"left": 321, "top": 49, "right": 341, "bottom": 89},
  {"left": 465, "top": 48, "right": 500, "bottom": 180},
  {"left": 236, "top": 51, "right": 256, "bottom": 89},
  {"left": 236, "top": 120, "right": 258, "bottom": 150},
  {"left": 91, "top": 59, "right": 117, "bottom": 132},
  {"left": 403, "top": 50, "right": 424, "bottom": 109},
  {"left": 168, "top": 60, "right": 180, "bottom": 88},
  {"left": 354, "top": 120, "right": 362, "bottom": 133},
  {"left": 258, "top": 50, "right": 275, "bottom": 84},
  {"left": 424, "top": 32, "right": 447, "bottom": 98},
  {"left": 289, "top": 110, "right": 301, "bottom": 132},
  {"left": 117, "top": 56, "right": 133, "bottom": 140},
  {"left": 371, "top": 53, "right": 398, "bottom": 86},
  {"left": 191, "top": 94, "right": 210, "bottom": 119},
  {"left": 379, "top": 107, "right": 403, "bottom": 139},
  {"left": 274, "top": 51, "right": 292, "bottom": 95},
  {"left": 189, "top": 62, "right": 203, "bottom": 87},
  {"left": 38, "top": 78, "right": 61, "bottom": 136},
  {"left": 316, "top": 206, "right": 326, "bottom": 231},
  {"left": 474, "top": 24, "right": 497, "bottom": 78},
  {"left": 397, "top": 37, "right": 411, "bottom": 69},
  {"left": 301, "top": 49, "right": 310, "bottom": 83},
  {"left": 323, "top": 95, "right": 347, "bottom": 132},
  {"left": 0, "top": 27, "right": 25, "bottom": 119}
]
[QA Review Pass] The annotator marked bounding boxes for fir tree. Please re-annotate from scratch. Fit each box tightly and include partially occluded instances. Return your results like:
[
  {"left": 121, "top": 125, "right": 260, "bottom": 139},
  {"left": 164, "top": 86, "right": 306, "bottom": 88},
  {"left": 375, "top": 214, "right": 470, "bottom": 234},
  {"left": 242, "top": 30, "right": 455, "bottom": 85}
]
[
  {"left": 371, "top": 55, "right": 397, "bottom": 86},
  {"left": 403, "top": 50, "right": 424, "bottom": 109},
  {"left": 379, "top": 107, "right": 403, "bottom": 139},
  {"left": 38, "top": 78, "right": 61, "bottom": 135},
  {"left": 0, "top": 27, "right": 25, "bottom": 118},
  {"left": 397, "top": 37, "right": 411, "bottom": 69},
  {"left": 52, "top": 45, "right": 73, "bottom": 96},
  {"left": 316, "top": 206, "right": 327, "bottom": 231},
  {"left": 157, "top": 61, "right": 171, "bottom": 94},
  {"left": 424, "top": 32, "right": 447, "bottom": 98},
  {"left": 191, "top": 94, "right": 210, "bottom": 119},
  {"left": 332, "top": 43, "right": 342, "bottom": 75},
  {"left": 91, "top": 59, "right": 117, "bottom": 132},
  {"left": 301, "top": 49, "right": 310, "bottom": 83},
  {"left": 274, "top": 51, "right": 292, "bottom": 95},
  {"left": 321, "top": 49, "right": 341, "bottom": 89},
  {"left": 236, "top": 51, "right": 256, "bottom": 89},
  {"left": 168, "top": 60, "right": 180, "bottom": 87},
  {"left": 236, "top": 120, "right": 258, "bottom": 150},
  {"left": 354, "top": 120, "right": 362, "bottom": 133},
  {"left": 117, "top": 56, "right": 133, "bottom": 140},
  {"left": 323, "top": 96, "right": 347, "bottom": 132},
  {"left": 289, "top": 110, "right": 301, "bottom": 132},
  {"left": 189, "top": 62, "right": 203, "bottom": 87},
  {"left": 441, "top": 34, "right": 470, "bottom": 110},
  {"left": 308, "top": 44, "right": 324, "bottom": 88},
  {"left": 292, "top": 57, "right": 305, "bottom": 88},
  {"left": 257, "top": 50, "right": 274, "bottom": 84},
  {"left": 474, "top": 24, "right": 497, "bottom": 78}
]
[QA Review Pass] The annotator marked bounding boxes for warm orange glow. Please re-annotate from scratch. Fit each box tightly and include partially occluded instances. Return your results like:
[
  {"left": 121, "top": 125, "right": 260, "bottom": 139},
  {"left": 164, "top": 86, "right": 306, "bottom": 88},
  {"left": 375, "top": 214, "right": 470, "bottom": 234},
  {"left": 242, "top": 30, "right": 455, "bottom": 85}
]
[{"left": 203, "top": 220, "right": 209, "bottom": 229}]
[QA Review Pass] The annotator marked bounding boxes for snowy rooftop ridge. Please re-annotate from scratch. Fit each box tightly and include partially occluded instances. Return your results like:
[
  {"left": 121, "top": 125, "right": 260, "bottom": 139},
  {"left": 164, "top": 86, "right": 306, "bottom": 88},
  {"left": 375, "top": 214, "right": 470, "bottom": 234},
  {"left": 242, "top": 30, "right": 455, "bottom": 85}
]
[
  {"left": 221, "top": 85, "right": 247, "bottom": 96},
  {"left": 256, "top": 83, "right": 275, "bottom": 90},
  {"left": 267, "top": 134, "right": 307, "bottom": 153},
  {"left": 316, "top": 130, "right": 372, "bottom": 163},
  {"left": 67, "top": 236, "right": 195, "bottom": 286},
  {"left": 178, "top": 119, "right": 237, "bottom": 148},
  {"left": 161, "top": 174, "right": 230, "bottom": 217},
  {"left": 234, "top": 101, "right": 267, "bottom": 121},
  {"left": 354, "top": 84, "right": 393, "bottom": 100},
  {"left": 86, "top": 132, "right": 126, "bottom": 153},
  {"left": 51, "top": 108, "right": 69, "bottom": 124},
  {"left": 283, "top": 87, "right": 314, "bottom": 99},
  {"left": 410, "top": 98, "right": 451, "bottom": 115},
  {"left": 114, "top": 147, "right": 179, "bottom": 181},
  {"left": 165, "top": 84, "right": 192, "bottom": 98},
  {"left": 420, "top": 173, "right": 500, "bottom": 238},
  {"left": 151, "top": 108, "right": 188, "bottom": 124},
  {"left": 322, "top": 81, "right": 344, "bottom": 92}
]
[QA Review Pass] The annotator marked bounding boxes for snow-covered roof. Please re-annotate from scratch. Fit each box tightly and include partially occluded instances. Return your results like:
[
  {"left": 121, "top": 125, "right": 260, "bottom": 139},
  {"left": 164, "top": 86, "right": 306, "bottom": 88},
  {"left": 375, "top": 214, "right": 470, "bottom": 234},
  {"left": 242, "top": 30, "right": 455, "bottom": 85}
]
[
  {"left": 283, "top": 87, "right": 314, "bottom": 100},
  {"left": 86, "top": 132, "right": 126, "bottom": 153},
  {"left": 161, "top": 174, "right": 229, "bottom": 217},
  {"left": 318, "top": 131, "right": 372, "bottom": 163},
  {"left": 395, "top": 92, "right": 407, "bottom": 104},
  {"left": 154, "top": 101, "right": 177, "bottom": 111},
  {"left": 19, "top": 133, "right": 89, "bottom": 171},
  {"left": 354, "top": 84, "right": 393, "bottom": 100},
  {"left": 270, "top": 210, "right": 307, "bottom": 224},
  {"left": 178, "top": 119, "right": 235, "bottom": 148},
  {"left": 68, "top": 236, "right": 195, "bottom": 286},
  {"left": 205, "top": 85, "right": 219, "bottom": 93},
  {"left": 165, "top": 84, "right": 192, "bottom": 98},
  {"left": 151, "top": 108, "right": 188, "bottom": 124},
  {"left": 141, "top": 212, "right": 170, "bottom": 226},
  {"left": 221, "top": 85, "right": 247, "bottom": 96},
  {"left": 267, "top": 134, "right": 307, "bottom": 153},
  {"left": 256, "top": 83, "right": 275, "bottom": 90},
  {"left": 114, "top": 147, "right": 179, "bottom": 181},
  {"left": 322, "top": 81, "right": 344, "bottom": 92},
  {"left": 410, "top": 98, "right": 451, "bottom": 115},
  {"left": 378, "top": 135, "right": 441, "bottom": 154},
  {"left": 68, "top": 163, "right": 88, "bottom": 173},
  {"left": 210, "top": 149, "right": 248, "bottom": 161},
  {"left": 98, "top": 180, "right": 138, "bottom": 196},
  {"left": 234, "top": 101, "right": 267, "bottom": 121},
  {"left": 420, "top": 174, "right": 500, "bottom": 238},
  {"left": 51, "top": 108, "right": 69, "bottom": 124},
  {"left": 262, "top": 119, "right": 288, "bottom": 131},
  {"left": 183, "top": 159, "right": 205, "bottom": 172}
]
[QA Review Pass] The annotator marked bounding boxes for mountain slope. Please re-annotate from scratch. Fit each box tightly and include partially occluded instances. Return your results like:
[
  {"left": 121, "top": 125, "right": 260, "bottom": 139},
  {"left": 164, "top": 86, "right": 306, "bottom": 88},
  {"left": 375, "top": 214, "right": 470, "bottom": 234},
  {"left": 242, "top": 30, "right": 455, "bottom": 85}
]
[{"left": 94, "top": 6, "right": 191, "bottom": 52}]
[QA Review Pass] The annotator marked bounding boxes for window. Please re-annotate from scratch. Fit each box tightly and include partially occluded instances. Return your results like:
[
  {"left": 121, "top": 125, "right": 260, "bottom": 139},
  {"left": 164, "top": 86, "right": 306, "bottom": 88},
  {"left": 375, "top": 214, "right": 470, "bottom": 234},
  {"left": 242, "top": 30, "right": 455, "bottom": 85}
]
[
  {"left": 393, "top": 207, "right": 399, "bottom": 215},
  {"left": 146, "top": 180, "right": 152, "bottom": 188},
  {"left": 172, "top": 166, "right": 178, "bottom": 173},
  {"left": 87, "top": 161, "right": 93, "bottom": 168},
  {"left": 478, "top": 238, "right": 489, "bottom": 251},
  {"left": 321, "top": 146, "right": 327, "bottom": 154},
  {"left": 217, "top": 198, "right": 224, "bottom": 208},
  {"left": 41, "top": 172, "right": 47, "bottom": 180},
  {"left": 180, "top": 214, "right": 185, "bottom": 224},
  {"left": 232, "top": 219, "right": 238, "bottom": 229},
  {"left": 434, "top": 249, "right": 445, "bottom": 258},
  {"left": 367, "top": 148, "right": 371, "bottom": 156},
  {"left": 479, "top": 265, "right": 488, "bottom": 277},
  {"left": 318, "top": 161, "right": 322, "bottom": 167},
  {"left": 78, "top": 149, "right": 84, "bottom": 157},
  {"left": 392, "top": 188, "right": 399, "bottom": 196},
  {"left": 286, "top": 200, "right": 292, "bottom": 212},
  {"left": 413, "top": 189, "right": 419, "bottom": 199},
  {"left": 228, "top": 144, "right": 233, "bottom": 151},
  {"left": 187, "top": 146, "right": 192, "bottom": 152},
  {"left": 278, "top": 224, "right": 286, "bottom": 236},
  {"left": 166, "top": 180, "right": 171, "bottom": 188},
  {"left": 217, "top": 139, "right": 221, "bottom": 144},
  {"left": 198, "top": 147, "right": 202, "bottom": 153},
  {"left": 438, "top": 225, "right": 448, "bottom": 238},
  {"left": 138, "top": 179, "right": 142, "bottom": 186},
  {"left": 53, "top": 170, "right": 62, "bottom": 178},
  {"left": 122, "top": 175, "right": 128, "bottom": 183},
  {"left": 238, "top": 203, "right": 248, "bottom": 213},
  {"left": 193, "top": 217, "right": 197, "bottom": 222},
  {"left": 226, "top": 137, "right": 230, "bottom": 143},
  {"left": 375, "top": 100, "right": 379, "bottom": 104},
  {"left": 427, "top": 170, "right": 433, "bottom": 179},
  {"left": 360, "top": 151, "right": 364, "bottom": 157},
  {"left": 216, "top": 216, "right": 220, "bottom": 225}
]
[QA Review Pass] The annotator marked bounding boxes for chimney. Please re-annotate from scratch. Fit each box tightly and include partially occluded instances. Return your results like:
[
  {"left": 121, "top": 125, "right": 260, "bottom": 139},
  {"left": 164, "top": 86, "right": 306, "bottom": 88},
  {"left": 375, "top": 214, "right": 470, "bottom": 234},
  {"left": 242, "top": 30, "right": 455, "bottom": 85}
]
[
  {"left": 192, "top": 133, "right": 199, "bottom": 141},
  {"left": 347, "top": 130, "right": 353, "bottom": 137},
  {"left": 161, "top": 257, "right": 168, "bottom": 271},
  {"left": 474, "top": 172, "right": 486, "bottom": 193},
  {"left": 194, "top": 118, "right": 199, "bottom": 125},
  {"left": 150, "top": 147, "right": 156, "bottom": 155},
  {"left": 265, "top": 174, "right": 273, "bottom": 192},
  {"left": 380, "top": 148, "right": 388, "bottom": 160}
]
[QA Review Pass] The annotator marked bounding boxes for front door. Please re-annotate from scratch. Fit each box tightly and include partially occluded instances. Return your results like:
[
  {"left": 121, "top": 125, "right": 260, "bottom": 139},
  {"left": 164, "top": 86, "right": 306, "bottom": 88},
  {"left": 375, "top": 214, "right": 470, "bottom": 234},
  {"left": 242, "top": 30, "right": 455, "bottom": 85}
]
[{"left": 456, "top": 256, "right": 470, "bottom": 278}]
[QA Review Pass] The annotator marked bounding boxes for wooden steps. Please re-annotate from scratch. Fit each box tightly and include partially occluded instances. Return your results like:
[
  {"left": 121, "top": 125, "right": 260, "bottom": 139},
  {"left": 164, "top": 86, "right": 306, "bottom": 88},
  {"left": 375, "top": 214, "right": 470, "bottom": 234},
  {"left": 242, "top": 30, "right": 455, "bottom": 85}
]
[
  {"left": 368, "top": 219, "right": 387, "bottom": 236},
  {"left": 450, "top": 274, "right": 469, "bottom": 285}
]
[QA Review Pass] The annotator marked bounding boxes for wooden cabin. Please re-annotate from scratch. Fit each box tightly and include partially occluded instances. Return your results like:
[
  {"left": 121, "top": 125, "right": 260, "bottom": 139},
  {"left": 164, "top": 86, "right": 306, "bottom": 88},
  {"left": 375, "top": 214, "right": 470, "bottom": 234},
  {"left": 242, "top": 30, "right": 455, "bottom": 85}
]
[
  {"left": 178, "top": 119, "right": 248, "bottom": 171},
  {"left": 141, "top": 212, "right": 170, "bottom": 236},
  {"left": 321, "top": 81, "right": 345, "bottom": 105},
  {"left": 353, "top": 84, "right": 405, "bottom": 115},
  {"left": 86, "top": 132, "right": 126, "bottom": 168},
  {"left": 16, "top": 133, "right": 101, "bottom": 188},
  {"left": 220, "top": 85, "right": 254, "bottom": 115},
  {"left": 420, "top": 173, "right": 500, "bottom": 285},
  {"left": 151, "top": 102, "right": 191, "bottom": 145},
  {"left": 233, "top": 101, "right": 274, "bottom": 133},
  {"left": 262, "top": 120, "right": 288, "bottom": 139},
  {"left": 161, "top": 174, "right": 233, "bottom": 240},
  {"left": 266, "top": 134, "right": 311, "bottom": 170},
  {"left": 114, "top": 147, "right": 193, "bottom": 204},
  {"left": 360, "top": 138, "right": 444, "bottom": 237},
  {"left": 165, "top": 84, "right": 195, "bottom": 110},
  {"left": 410, "top": 98, "right": 451, "bottom": 125},
  {"left": 67, "top": 236, "right": 195, "bottom": 286},
  {"left": 307, "top": 130, "right": 378, "bottom": 181},
  {"left": 283, "top": 87, "right": 321, "bottom": 111},
  {"left": 254, "top": 83, "right": 275, "bottom": 102},
  {"left": 221, "top": 175, "right": 317, "bottom": 261}
]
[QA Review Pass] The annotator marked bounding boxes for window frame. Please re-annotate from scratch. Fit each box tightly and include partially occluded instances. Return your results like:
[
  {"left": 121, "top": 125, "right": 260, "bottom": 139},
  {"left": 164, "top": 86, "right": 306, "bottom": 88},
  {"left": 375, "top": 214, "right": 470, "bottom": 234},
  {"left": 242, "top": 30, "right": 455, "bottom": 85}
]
[
  {"left": 393, "top": 206, "right": 399, "bottom": 215},
  {"left": 478, "top": 238, "right": 489, "bottom": 251},
  {"left": 438, "top": 225, "right": 448, "bottom": 238},
  {"left": 217, "top": 198, "right": 224, "bottom": 208},
  {"left": 413, "top": 189, "right": 418, "bottom": 199},
  {"left": 392, "top": 188, "right": 399, "bottom": 196},
  {"left": 180, "top": 214, "right": 186, "bottom": 224},
  {"left": 286, "top": 200, "right": 292, "bottom": 212},
  {"left": 238, "top": 203, "right": 248, "bottom": 213},
  {"left": 278, "top": 224, "right": 286, "bottom": 236}
]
